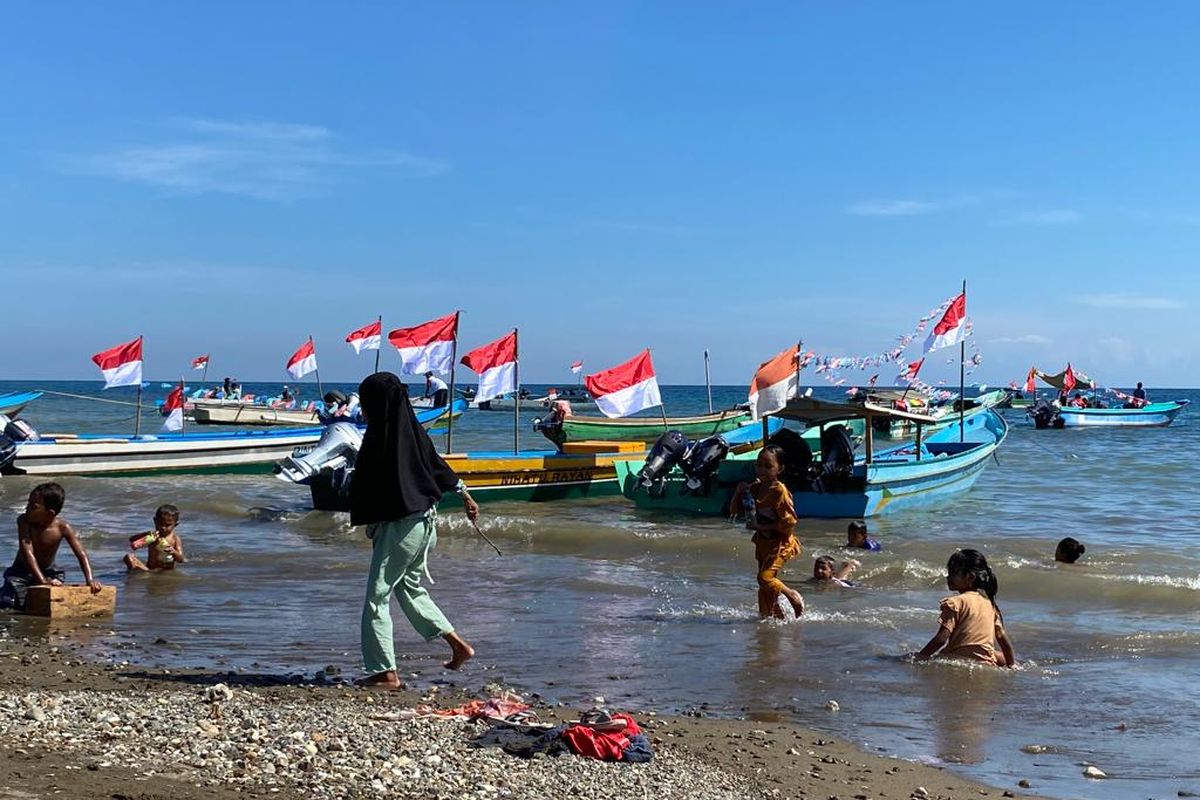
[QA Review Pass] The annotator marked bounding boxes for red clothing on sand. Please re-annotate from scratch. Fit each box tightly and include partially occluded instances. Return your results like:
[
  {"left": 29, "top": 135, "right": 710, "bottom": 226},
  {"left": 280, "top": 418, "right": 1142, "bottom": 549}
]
[{"left": 562, "top": 713, "right": 642, "bottom": 760}]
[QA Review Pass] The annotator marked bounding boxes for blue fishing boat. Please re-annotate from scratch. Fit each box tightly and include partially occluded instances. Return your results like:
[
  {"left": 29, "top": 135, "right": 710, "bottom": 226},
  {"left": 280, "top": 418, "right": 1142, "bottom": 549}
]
[
  {"left": 1038, "top": 400, "right": 1189, "bottom": 428},
  {"left": 0, "top": 391, "right": 42, "bottom": 418},
  {"left": 616, "top": 396, "right": 1008, "bottom": 518}
]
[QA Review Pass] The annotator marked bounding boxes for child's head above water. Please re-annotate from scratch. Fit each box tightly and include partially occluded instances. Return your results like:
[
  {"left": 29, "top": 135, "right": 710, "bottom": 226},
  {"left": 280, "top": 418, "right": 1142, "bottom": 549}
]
[
  {"left": 946, "top": 548, "right": 999, "bottom": 601},
  {"left": 1054, "top": 536, "right": 1085, "bottom": 564},
  {"left": 847, "top": 520, "right": 868, "bottom": 547},
  {"left": 755, "top": 445, "right": 785, "bottom": 482},
  {"left": 812, "top": 555, "right": 837, "bottom": 580},
  {"left": 26, "top": 482, "right": 66, "bottom": 522},
  {"left": 154, "top": 504, "right": 180, "bottom": 533}
]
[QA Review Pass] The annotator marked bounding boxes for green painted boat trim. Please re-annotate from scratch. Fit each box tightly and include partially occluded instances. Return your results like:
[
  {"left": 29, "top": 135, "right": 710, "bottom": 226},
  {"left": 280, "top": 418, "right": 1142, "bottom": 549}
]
[{"left": 560, "top": 410, "right": 753, "bottom": 443}]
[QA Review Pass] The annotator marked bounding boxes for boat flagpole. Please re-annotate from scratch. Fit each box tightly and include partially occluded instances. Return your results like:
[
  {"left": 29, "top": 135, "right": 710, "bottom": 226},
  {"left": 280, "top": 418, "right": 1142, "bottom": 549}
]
[
  {"left": 446, "top": 311, "right": 460, "bottom": 453},
  {"left": 959, "top": 280, "right": 966, "bottom": 442},
  {"left": 311, "top": 335, "right": 325, "bottom": 403},
  {"left": 374, "top": 315, "right": 382, "bottom": 373},
  {"left": 704, "top": 349, "right": 713, "bottom": 413},
  {"left": 134, "top": 335, "right": 143, "bottom": 437},
  {"left": 513, "top": 327, "right": 520, "bottom": 455},
  {"left": 649, "top": 347, "right": 669, "bottom": 431},
  {"left": 179, "top": 376, "right": 186, "bottom": 435},
  {"left": 201, "top": 360, "right": 208, "bottom": 386}
]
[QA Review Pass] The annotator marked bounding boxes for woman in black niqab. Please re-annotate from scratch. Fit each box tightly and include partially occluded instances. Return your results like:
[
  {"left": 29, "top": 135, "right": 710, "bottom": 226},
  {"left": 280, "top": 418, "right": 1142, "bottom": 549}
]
[{"left": 351, "top": 372, "right": 478, "bottom": 687}]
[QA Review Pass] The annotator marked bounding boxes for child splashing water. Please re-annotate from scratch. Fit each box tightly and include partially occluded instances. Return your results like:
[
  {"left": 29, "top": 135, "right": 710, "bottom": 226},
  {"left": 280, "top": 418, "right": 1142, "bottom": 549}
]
[
  {"left": 734, "top": 446, "right": 806, "bottom": 619},
  {"left": 916, "top": 549, "right": 1016, "bottom": 667}
]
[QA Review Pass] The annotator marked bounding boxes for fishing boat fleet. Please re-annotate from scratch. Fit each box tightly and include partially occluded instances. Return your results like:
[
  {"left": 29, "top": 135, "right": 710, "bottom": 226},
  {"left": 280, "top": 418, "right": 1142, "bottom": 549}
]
[{"left": 0, "top": 293, "right": 1188, "bottom": 526}]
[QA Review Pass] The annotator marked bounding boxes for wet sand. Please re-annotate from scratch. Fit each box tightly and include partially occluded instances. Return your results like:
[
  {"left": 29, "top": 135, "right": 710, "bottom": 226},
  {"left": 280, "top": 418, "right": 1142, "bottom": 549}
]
[{"left": 0, "top": 621, "right": 1043, "bottom": 800}]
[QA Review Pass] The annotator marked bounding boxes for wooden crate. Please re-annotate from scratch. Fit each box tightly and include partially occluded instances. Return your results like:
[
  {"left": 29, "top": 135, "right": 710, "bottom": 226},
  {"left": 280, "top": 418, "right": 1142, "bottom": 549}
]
[{"left": 25, "top": 585, "right": 117, "bottom": 618}]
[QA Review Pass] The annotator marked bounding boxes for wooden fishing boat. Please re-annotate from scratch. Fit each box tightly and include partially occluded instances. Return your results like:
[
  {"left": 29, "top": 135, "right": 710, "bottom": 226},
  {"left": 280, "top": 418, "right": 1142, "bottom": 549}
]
[
  {"left": 536, "top": 407, "right": 755, "bottom": 448},
  {"left": 616, "top": 397, "right": 1008, "bottom": 518},
  {"left": 191, "top": 399, "right": 466, "bottom": 430},
  {"left": 1038, "top": 400, "right": 1189, "bottom": 428},
  {"left": 0, "top": 391, "right": 42, "bottom": 418}
]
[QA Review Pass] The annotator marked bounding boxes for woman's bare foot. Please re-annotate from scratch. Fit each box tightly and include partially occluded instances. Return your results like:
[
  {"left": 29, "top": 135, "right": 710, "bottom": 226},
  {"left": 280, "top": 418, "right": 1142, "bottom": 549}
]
[
  {"left": 355, "top": 670, "right": 405, "bottom": 690},
  {"left": 443, "top": 632, "right": 474, "bottom": 670}
]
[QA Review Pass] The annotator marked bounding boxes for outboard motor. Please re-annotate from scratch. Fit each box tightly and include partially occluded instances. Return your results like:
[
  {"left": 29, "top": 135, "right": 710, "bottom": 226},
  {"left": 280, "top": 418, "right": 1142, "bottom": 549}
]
[
  {"left": 1027, "top": 399, "right": 1064, "bottom": 429},
  {"left": 636, "top": 430, "right": 690, "bottom": 494},
  {"left": 0, "top": 414, "right": 39, "bottom": 474},
  {"left": 678, "top": 433, "right": 729, "bottom": 495},
  {"left": 819, "top": 424, "right": 856, "bottom": 484},
  {"left": 532, "top": 400, "right": 571, "bottom": 450},
  {"left": 274, "top": 421, "right": 363, "bottom": 483},
  {"left": 767, "top": 427, "right": 817, "bottom": 491}
]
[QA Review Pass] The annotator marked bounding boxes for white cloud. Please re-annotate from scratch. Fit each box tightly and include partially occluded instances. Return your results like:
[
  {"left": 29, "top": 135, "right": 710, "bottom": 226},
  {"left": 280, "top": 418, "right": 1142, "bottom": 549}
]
[
  {"left": 845, "top": 199, "right": 938, "bottom": 216},
  {"left": 993, "top": 209, "right": 1082, "bottom": 226},
  {"left": 60, "top": 118, "right": 448, "bottom": 200},
  {"left": 988, "top": 334, "right": 1051, "bottom": 345},
  {"left": 1074, "top": 294, "right": 1184, "bottom": 311}
]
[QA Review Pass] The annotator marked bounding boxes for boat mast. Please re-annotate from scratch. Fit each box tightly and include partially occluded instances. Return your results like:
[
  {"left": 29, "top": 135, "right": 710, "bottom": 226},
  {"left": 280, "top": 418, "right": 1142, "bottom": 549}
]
[
  {"left": 959, "top": 281, "right": 967, "bottom": 442},
  {"left": 311, "top": 335, "right": 325, "bottom": 403},
  {"left": 704, "top": 349, "right": 713, "bottom": 413},
  {"left": 445, "top": 311, "right": 460, "bottom": 453},
  {"left": 513, "top": 327, "right": 520, "bottom": 455},
  {"left": 374, "top": 315, "right": 382, "bottom": 374}
]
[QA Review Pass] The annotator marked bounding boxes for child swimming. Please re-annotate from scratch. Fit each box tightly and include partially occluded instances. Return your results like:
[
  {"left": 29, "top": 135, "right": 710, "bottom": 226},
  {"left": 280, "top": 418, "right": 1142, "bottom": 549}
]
[
  {"left": 915, "top": 549, "right": 1015, "bottom": 667},
  {"left": 1054, "top": 536, "right": 1085, "bottom": 564},
  {"left": 733, "top": 446, "right": 806, "bottom": 619},
  {"left": 809, "top": 555, "right": 859, "bottom": 587}
]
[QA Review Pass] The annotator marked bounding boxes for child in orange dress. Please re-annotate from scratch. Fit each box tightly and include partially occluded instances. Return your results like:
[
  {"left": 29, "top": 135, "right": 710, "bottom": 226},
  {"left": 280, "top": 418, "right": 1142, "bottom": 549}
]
[
  {"left": 734, "top": 446, "right": 805, "bottom": 619},
  {"left": 916, "top": 549, "right": 1015, "bottom": 667}
]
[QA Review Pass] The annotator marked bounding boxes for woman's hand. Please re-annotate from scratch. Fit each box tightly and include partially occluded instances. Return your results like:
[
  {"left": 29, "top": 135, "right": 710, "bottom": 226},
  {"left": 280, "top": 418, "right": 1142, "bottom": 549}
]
[{"left": 463, "top": 494, "right": 480, "bottom": 523}]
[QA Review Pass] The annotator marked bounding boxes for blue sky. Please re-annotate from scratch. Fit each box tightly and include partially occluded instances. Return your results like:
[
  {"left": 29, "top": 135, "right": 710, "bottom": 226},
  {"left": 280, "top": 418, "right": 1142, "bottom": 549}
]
[{"left": 2, "top": 3, "right": 1198, "bottom": 388}]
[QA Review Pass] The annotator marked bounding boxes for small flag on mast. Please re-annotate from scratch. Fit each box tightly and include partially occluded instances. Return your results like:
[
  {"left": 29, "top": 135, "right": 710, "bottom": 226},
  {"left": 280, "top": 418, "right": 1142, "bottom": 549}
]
[
  {"left": 161, "top": 383, "right": 185, "bottom": 432},
  {"left": 460, "top": 331, "right": 517, "bottom": 404},
  {"left": 345, "top": 320, "right": 382, "bottom": 354},
  {"left": 91, "top": 337, "right": 144, "bottom": 389},
  {"left": 388, "top": 312, "right": 458, "bottom": 374},
  {"left": 923, "top": 293, "right": 969, "bottom": 354},
  {"left": 585, "top": 350, "right": 661, "bottom": 418},
  {"left": 570, "top": 360, "right": 583, "bottom": 374},
  {"left": 747, "top": 344, "right": 800, "bottom": 420},
  {"left": 191, "top": 354, "right": 209, "bottom": 371},
  {"left": 286, "top": 338, "right": 318, "bottom": 380}
]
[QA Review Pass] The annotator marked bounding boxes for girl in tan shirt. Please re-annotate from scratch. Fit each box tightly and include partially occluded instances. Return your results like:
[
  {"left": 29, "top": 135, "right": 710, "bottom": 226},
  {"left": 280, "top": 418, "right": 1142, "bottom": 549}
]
[{"left": 916, "top": 549, "right": 1016, "bottom": 668}]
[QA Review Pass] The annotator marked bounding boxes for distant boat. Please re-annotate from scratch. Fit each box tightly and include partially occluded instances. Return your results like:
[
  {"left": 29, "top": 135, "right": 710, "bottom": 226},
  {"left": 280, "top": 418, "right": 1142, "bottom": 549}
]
[
  {"left": 1029, "top": 399, "right": 1189, "bottom": 429},
  {"left": 0, "top": 391, "right": 42, "bottom": 418},
  {"left": 617, "top": 396, "right": 1008, "bottom": 518},
  {"left": 534, "top": 407, "right": 756, "bottom": 448},
  {"left": 191, "top": 398, "right": 466, "bottom": 430}
]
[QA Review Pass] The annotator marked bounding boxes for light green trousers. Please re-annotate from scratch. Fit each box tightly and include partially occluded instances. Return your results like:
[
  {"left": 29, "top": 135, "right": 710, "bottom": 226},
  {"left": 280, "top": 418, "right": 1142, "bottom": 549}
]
[{"left": 361, "top": 509, "right": 453, "bottom": 675}]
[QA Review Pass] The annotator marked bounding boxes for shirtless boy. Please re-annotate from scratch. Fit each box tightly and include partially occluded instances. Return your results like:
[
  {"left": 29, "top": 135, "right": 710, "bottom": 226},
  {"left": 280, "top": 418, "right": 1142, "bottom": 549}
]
[
  {"left": 124, "top": 504, "right": 185, "bottom": 571},
  {"left": 0, "top": 483, "right": 103, "bottom": 610}
]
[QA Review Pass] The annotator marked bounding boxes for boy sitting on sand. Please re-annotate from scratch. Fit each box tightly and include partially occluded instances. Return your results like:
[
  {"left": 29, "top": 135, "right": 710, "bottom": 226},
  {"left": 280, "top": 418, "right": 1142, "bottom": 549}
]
[
  {"left": 124, "top": 504, "right": 186, "bottom": 571},
  {"left": 0, "top": 482, "right": 103, "bottom": 610}
]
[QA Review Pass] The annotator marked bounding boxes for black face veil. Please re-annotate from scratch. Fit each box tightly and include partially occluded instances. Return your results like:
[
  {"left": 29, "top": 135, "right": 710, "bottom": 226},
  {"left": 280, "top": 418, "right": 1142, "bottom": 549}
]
[{"left": 349, "top": 372, "right": 460, "bottom": 526}]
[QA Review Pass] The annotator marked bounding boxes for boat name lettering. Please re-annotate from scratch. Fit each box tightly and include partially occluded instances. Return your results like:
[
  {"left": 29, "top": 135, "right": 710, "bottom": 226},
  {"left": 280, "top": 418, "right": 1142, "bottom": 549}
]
[{"left": 495, "top": 468, "right": 598, "bottom": 486}]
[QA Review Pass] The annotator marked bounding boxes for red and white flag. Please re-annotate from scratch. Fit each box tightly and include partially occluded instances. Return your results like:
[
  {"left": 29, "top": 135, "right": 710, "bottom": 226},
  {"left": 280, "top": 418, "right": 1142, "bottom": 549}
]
[
  {"left": 191, "top": 354, "right": 209, "bottom": 371},
  {"left": 923, "top": 293, "right": 969, "bottom": 354},
  {"left": 570, "top": 360, "right": 584, "bottom": 374},
  {"left": 161, "top": 383, "right": 185, "bottom": 432},
  {"left": 460, "top": 330, "right": 517, "bottom": 404},
  {"left": 286, "top": 338, "right": 318, "bottom": 380},
  {"left": 388, "top": 312, "right": 458, "bottom": 375},
  {"left": 1063, "top": 363, "right": 1077, "bottom": 393},
  {"left": 91, "top": 336, "right": 143, "bottom": 389},
  {"left": 345, "top": 320, "right": 382, "bottom": 354},
  {"left": 899, "top": 358, "right": 925, "bottom": 383},
  {"left": 585, "top": 350, "right": 661, "bottom": 418},
  {"left": 1023, "top": 367, "right": 1037, "bottom": 394},
  {"left": 747, "top": 344, "right": 800, "bottom": 420}
]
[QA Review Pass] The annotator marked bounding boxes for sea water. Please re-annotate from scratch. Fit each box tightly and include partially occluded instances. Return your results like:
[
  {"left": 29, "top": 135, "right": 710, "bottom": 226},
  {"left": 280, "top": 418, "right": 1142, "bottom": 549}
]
[{"left": 1, "top": 380, "right": 1197, "bottom": 799}]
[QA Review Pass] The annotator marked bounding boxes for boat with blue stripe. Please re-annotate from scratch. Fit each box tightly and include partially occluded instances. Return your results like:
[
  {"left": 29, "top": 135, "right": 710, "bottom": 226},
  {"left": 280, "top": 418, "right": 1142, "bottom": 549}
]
[{"left": 0, "top": 391, "right": 42, "bottom": 418}]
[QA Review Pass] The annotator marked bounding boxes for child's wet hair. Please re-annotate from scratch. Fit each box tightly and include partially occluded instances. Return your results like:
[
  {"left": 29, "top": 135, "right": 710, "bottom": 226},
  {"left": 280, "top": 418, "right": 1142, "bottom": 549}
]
[
  {"left": 847, "top": 521, "right": 867, "bottom": 536},
  {"left": 30, "top": 482, "right": 66, "bottom": 514},
  {"left": 947, "top": 549, "right": 1001, "bottom": 614},
  {"left": 759, "top": 444, "right": 786, "bottom": 467},
  {"left": 155, "top": 504, "right": 181, "bottom": 521},
  {"left": 813, "top": 555, "right": 836, "bottom": 575},
  {"left": 1056, "top": 536, "right": 1085, "bottom": 564}
]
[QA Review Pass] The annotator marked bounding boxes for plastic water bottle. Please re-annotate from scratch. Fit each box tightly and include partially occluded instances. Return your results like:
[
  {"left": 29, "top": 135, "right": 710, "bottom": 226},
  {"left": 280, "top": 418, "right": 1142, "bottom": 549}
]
[{"left": 741, "top": 489, "right": 757, "bottom": 520}]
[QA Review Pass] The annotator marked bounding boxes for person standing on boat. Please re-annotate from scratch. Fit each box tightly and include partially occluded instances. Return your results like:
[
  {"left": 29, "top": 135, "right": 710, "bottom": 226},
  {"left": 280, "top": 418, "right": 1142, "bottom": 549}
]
[
  {"left": 424, "top": 372, "right": 449, "bottom": 407},
  {"left": 352, "top": 372, "right": 478, "bottom": 688},
  {"left": 1132, "top": 382, "right": 1147, "bottom": 407}
]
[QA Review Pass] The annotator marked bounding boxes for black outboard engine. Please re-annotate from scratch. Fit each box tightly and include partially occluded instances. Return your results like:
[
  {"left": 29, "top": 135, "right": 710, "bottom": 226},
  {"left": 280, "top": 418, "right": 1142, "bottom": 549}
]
[
  {"left": 819, "top": 424, "right": 856, "bottom": 485},
  {"left": 767, "top": 428, "right": 817, "bottom": 491},
  {"left": 636, "top": 430, "right": 690, "bottom": 494},
  {"left": 0, "top": 414, "right": 38, "bottom": 474},
  {"left": 1027, "top": 399, "right": 1064, "bottom": 429},
  {"left": 679, "top": 434, "right": 729, "bottom": 495}
]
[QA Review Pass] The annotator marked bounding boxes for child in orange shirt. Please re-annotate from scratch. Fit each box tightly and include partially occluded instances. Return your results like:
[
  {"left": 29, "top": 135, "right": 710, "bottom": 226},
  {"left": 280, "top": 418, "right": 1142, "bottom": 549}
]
[
  {"left": 916, "top": 549, "right": 1015, "bottom": 667},
  {"left": 734, "top": 446, "right": 805, "bottom": 619}
]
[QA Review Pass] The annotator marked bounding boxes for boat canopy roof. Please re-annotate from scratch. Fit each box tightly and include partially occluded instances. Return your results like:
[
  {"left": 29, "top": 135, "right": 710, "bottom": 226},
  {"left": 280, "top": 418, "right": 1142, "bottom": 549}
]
[
  {"left": 774, "top": 396, "right": 941, "bottom": 426},
  {"left": 1033, "top": 367, "right": 1097, "bottom": 390}
]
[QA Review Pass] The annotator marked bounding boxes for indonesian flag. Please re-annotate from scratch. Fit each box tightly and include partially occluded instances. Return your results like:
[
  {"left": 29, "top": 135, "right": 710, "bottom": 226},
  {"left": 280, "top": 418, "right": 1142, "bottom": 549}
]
[
  {"left": 161, "top": 383, "right": 185, "bottom": 432},
  {"left": 345, "top": 320, "right": 382, "bottom": 354},
  {"left": 191, "top": 354, "right": 209, "bottom": 371},
  {"left": 1024, "top": 367, "right": 1037, "bottom": 393},
  {"left": 923, "top": 293, "right": 969, "bottom": 353},
  {"left": 570, "top": 360, "right": 584, "bottom": 374},
  {"left": 900, "top": 358, "right": 925, "bottom": 383},
  {"left": 388, "top": 312, "right": 458, "bottom": 375},
  {"left": 586, "top": 350, "right": 662, "bottom": 418},
  {"left": 460, "top": 330, "right": 517, "bottom": 404},
  {"left": 747, "top": 345, "right": 800, "bottom": 420},
  {"left": 867, "top": 373, "right": 879, "bottom": 388},
  {"left": 1063, "top": 363, "right": 1077, "bottom": 393},
  {"left": 286, "top": 338, "right": 318, "bottom": 380},
  {"left": 91, "top": 337, "right": 143, "bottom": 389}
]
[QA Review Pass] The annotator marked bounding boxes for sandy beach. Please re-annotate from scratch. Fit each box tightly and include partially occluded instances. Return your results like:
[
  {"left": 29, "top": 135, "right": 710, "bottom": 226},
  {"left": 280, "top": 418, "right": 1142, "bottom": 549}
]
[{"left": 0, "top": 621, "right": 1044, "bottom": 800}]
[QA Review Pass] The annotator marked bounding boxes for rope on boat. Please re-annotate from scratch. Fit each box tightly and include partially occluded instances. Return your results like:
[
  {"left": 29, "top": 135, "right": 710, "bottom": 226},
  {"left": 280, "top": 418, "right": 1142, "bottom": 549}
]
[{"left": 36, "top": 389, "right": 144, "bottom": 408}]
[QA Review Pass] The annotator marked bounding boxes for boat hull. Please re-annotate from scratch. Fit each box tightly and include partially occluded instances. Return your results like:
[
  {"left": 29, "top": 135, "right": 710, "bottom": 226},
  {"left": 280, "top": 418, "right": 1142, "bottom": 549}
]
[
  {"left": 0, "top": 391, "right": 43, "bottom": 418},
  {"left": 1050, "top": 400, "right": 1189, "bottom": 428},
  {"left": 618, "top": 411, "right": 1008, "bottom": 518},
  {"left": 559, "top": 409, "right": 753, "bottom": 443}
]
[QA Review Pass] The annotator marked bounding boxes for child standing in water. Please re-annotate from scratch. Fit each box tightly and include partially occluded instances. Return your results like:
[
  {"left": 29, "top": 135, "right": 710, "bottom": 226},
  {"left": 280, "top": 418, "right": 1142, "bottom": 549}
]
[
  {"left": 734, "top": 446, "right": 806, "bottom": 619},
  {"left": 124, "top": 504, "right": 185, "bottom": 572},
  {"left": 916, "top": 549, "right": 1015, "bottom": 667}
]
